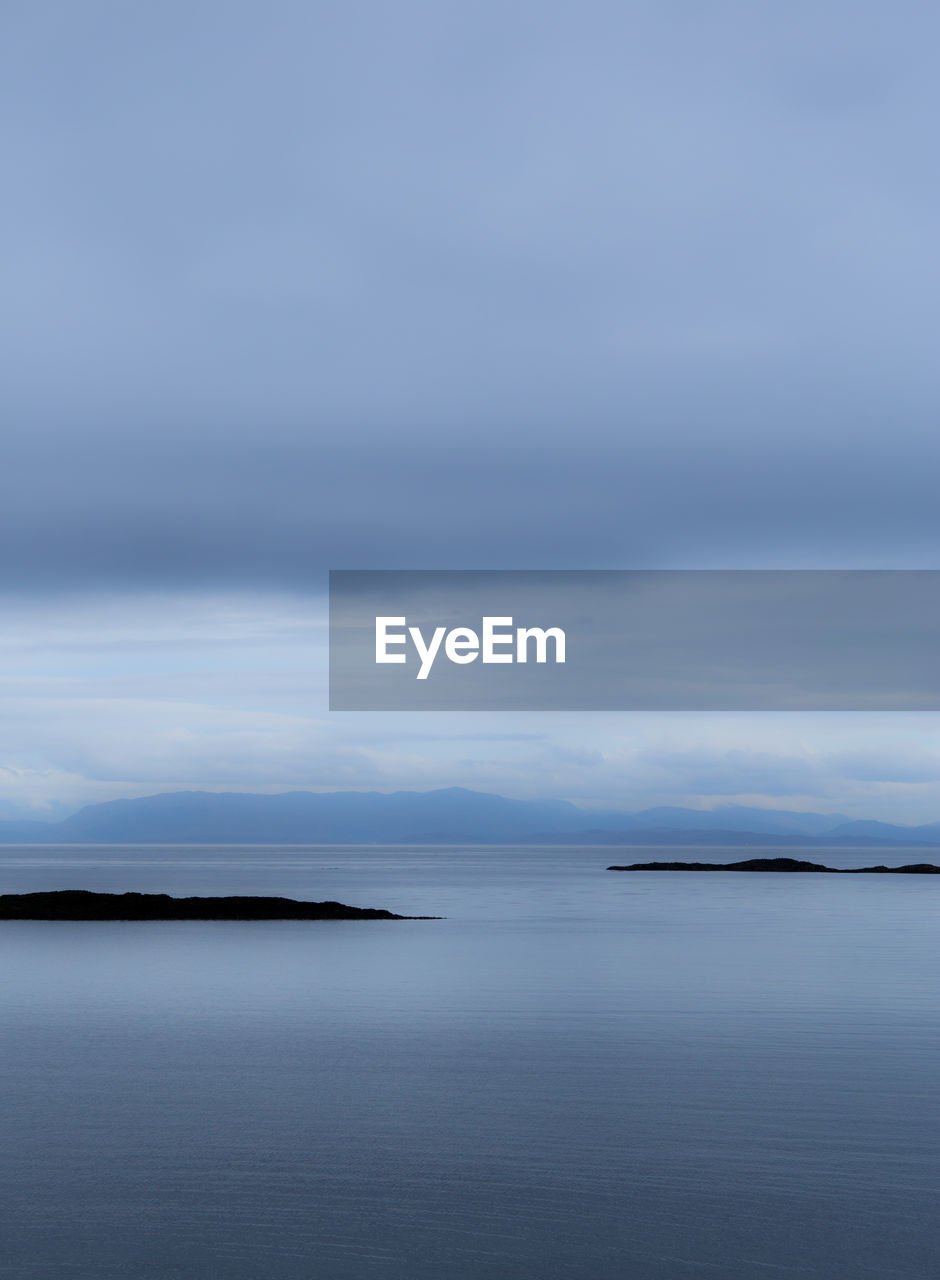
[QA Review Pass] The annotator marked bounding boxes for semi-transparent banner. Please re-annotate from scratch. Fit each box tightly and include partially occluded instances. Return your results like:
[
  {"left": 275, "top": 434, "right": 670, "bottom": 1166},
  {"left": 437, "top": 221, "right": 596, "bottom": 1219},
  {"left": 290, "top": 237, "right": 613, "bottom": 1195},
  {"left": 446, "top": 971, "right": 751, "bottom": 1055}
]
[{"left": 329, "top": 570, "right": 940, "bottom": 711}]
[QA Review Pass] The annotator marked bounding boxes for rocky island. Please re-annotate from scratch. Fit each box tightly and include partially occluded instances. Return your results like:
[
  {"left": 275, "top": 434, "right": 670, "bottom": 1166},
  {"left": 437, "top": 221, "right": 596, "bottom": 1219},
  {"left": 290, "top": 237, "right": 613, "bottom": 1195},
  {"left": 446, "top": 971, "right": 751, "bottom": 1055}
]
[
  {"left": 0, "top": 889, "right": 437, "bottom": 920},
  {"left": 608, "top": 856, "right": 940, "bottom": 873}
]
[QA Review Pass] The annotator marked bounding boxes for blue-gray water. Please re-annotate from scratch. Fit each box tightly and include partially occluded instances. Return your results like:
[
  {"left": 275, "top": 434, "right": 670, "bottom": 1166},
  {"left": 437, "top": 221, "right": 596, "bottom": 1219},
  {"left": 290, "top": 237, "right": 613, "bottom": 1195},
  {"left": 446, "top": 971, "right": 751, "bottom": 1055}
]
[{"left": 2, "top": 844, "right": 939, "bottom": 1279}]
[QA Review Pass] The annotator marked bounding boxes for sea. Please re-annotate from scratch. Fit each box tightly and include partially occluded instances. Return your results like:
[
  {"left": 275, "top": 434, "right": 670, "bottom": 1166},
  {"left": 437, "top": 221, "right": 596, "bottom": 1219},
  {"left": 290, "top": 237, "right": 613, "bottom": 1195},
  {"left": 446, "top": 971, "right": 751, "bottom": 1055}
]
[{"left": 1, "top": 843, "right": 938, "bottom": 1279}]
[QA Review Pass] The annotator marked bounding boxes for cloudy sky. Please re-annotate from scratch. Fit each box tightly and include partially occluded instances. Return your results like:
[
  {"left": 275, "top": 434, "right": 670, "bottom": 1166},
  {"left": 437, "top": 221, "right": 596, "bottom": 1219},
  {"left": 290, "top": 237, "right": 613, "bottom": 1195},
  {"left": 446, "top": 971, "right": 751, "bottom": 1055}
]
[{"left": 3, "top": 1, "right": 940, "bottom": 822}]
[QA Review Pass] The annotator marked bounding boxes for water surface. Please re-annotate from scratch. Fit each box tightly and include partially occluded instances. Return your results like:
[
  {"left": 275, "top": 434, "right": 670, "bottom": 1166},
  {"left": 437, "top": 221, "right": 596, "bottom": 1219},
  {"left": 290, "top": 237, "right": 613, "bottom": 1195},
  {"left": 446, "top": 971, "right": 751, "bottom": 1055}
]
[{"left": 1, "top": 844, "right": 938, "bottom": 1278}]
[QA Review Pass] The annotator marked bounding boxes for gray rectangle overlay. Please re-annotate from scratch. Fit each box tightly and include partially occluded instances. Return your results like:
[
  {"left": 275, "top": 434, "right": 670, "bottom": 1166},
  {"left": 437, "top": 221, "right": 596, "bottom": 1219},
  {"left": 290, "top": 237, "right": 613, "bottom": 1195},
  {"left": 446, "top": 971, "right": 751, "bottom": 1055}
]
[{"left": 329, "top": 570, "right": 940, "bottom": 710}]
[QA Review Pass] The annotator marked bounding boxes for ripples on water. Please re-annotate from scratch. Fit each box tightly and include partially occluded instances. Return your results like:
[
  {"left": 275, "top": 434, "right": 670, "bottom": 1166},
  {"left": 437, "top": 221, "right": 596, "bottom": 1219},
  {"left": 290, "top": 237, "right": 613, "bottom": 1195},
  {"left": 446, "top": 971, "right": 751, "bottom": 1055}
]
[{"left": 1, "top": 845, "right": 939, "bottom": 1278}]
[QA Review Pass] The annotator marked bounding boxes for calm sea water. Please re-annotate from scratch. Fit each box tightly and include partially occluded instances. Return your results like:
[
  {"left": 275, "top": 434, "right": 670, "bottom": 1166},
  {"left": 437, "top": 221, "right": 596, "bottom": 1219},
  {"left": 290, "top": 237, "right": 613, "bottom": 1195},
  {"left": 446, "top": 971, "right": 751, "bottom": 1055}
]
[{"left": 1, "top": 843, "right": 939, "bottom": 1279}]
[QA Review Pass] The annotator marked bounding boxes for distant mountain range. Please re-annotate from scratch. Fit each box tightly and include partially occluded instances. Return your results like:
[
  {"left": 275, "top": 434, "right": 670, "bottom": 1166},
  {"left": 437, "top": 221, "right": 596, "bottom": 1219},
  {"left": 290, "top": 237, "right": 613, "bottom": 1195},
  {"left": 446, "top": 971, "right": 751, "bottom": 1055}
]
[{"left": 2, "top": 788, "right": 940, "bottom": 846}]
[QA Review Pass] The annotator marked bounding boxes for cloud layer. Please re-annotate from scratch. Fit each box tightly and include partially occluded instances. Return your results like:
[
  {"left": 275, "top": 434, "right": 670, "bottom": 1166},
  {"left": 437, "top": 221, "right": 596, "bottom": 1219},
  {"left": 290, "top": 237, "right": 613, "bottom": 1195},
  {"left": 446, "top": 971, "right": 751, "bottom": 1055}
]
[
  {"left": 0, "top": 592, "right": 938, "bottom": 823},
  {"left": 3, "top": 2, "right": 940, "bottom": 586}
]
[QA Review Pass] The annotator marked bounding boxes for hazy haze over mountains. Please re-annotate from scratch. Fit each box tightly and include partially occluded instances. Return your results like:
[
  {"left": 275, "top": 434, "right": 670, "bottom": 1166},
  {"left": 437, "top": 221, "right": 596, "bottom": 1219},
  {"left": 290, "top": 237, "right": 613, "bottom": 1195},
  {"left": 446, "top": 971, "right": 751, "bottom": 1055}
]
[{"left": 2, "top": 788, "right": 939, "bottom": 847}]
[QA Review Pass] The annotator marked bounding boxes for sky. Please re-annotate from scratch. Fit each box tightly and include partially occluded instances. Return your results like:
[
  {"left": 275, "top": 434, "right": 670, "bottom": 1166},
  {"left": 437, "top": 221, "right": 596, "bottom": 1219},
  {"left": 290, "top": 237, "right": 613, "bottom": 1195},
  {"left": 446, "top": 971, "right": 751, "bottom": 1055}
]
[{"left": 3, "top": 1, "right": 940, "bottom": 822}]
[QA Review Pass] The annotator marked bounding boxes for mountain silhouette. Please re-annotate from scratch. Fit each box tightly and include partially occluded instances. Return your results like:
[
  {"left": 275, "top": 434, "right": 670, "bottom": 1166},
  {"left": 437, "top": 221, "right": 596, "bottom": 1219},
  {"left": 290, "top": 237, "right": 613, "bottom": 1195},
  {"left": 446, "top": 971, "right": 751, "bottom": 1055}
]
[{"left": 1, "top": 788, "right": 938, "bottom": 846}]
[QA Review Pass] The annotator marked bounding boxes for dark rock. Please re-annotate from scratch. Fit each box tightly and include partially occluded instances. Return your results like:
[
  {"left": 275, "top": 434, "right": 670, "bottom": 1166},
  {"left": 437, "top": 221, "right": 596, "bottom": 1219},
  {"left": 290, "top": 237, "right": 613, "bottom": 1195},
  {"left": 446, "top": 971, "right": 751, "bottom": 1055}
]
[
  {"left": 0, "top": 889, "right": 439, "bottom": 920},
  {"left": 607, "top": 857, "right": 940, "bottom": 873}
]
